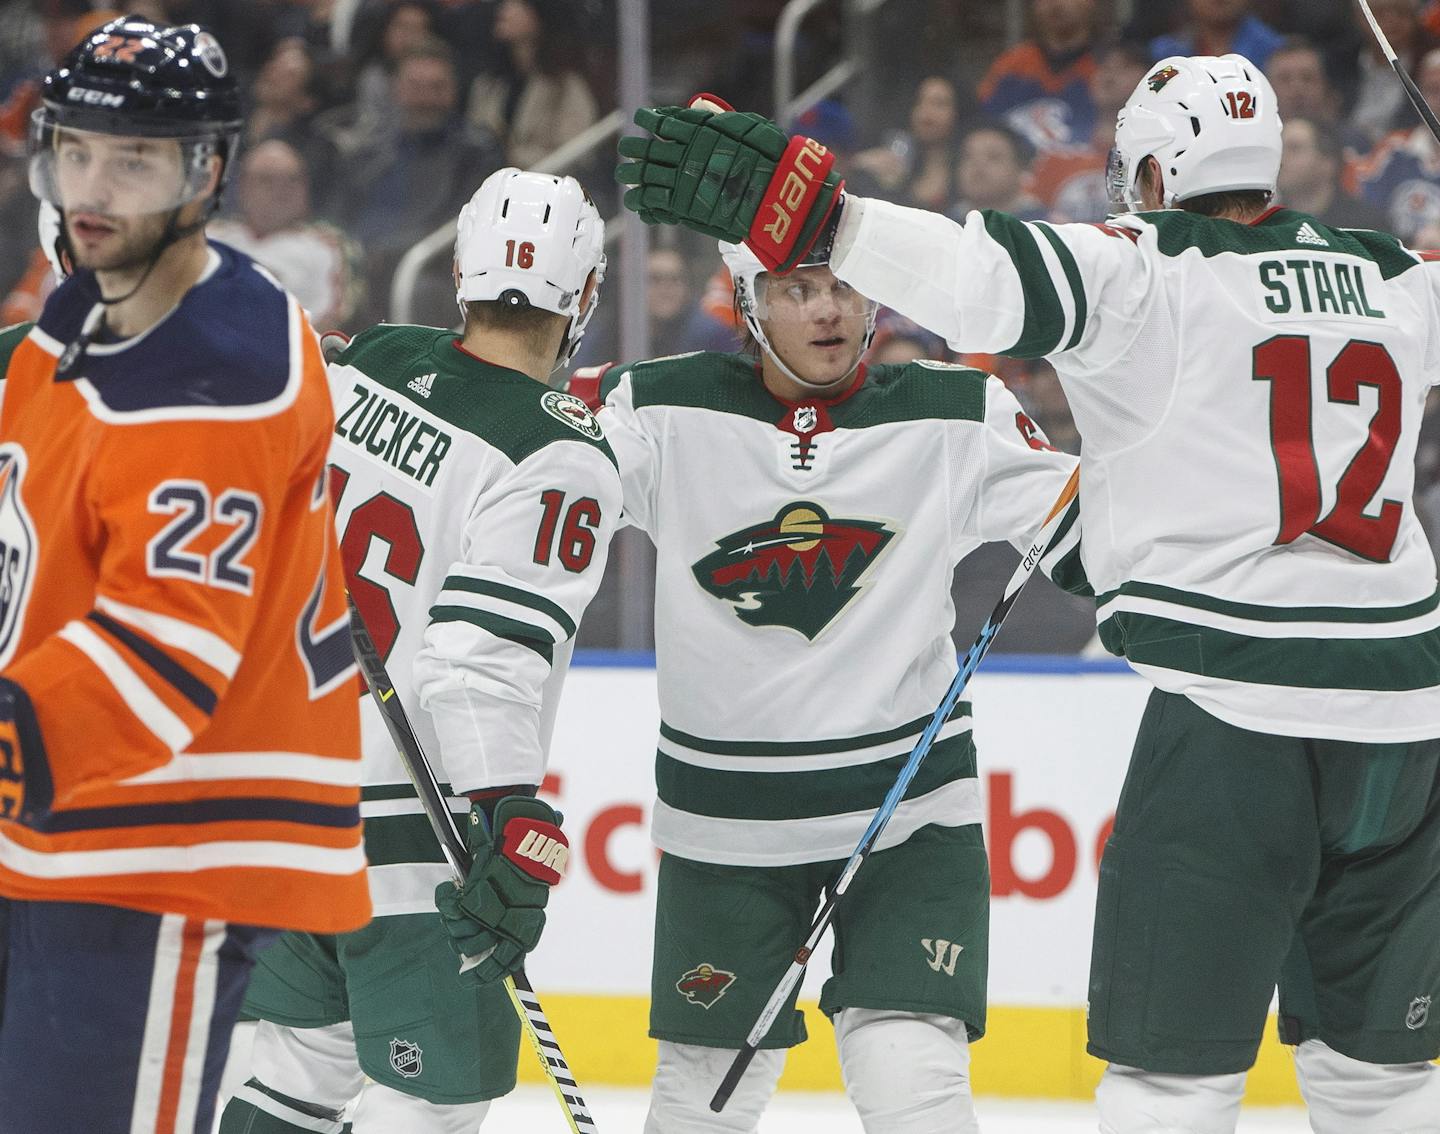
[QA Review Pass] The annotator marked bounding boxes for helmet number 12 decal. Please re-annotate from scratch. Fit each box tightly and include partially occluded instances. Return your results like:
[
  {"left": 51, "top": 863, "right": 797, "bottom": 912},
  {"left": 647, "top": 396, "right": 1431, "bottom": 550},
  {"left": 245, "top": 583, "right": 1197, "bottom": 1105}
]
[
  {"left": 505, "top": 240, "right": 536, "bottom": 269},
  {"left": 1224, "top": 91, "right": 1256, "bottom": 119}
]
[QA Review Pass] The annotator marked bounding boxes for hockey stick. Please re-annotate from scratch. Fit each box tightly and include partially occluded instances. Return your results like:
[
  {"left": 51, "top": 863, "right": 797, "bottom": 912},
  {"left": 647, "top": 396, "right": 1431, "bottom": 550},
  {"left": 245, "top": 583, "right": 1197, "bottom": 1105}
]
[
  {"left": 710, "top": 466, "right": 1081, "bottom": 1113},
  {"left": 1356, "top": 0, "right": 1440, "bottom": 143},
  {"left": 346, "top": 597, "right": 599, "bottom": 1134}
]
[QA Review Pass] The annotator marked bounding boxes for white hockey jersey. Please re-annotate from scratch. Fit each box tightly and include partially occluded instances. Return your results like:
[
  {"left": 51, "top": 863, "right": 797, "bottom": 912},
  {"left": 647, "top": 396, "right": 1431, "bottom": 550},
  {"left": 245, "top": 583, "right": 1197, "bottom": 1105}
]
[
  {"left": 329, "top": 325, "right": 620, "bottom": 914},
  {"left": 600, "top": 352, "right": 1079, "bottom": 866},
  {"left": 833, "top": 200, "right": 1440, "bottom": 741}
]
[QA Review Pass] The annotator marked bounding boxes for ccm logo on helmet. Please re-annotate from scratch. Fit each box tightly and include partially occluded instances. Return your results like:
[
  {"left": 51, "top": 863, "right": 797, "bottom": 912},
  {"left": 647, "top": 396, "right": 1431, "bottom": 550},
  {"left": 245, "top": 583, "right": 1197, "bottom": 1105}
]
[
  {"left": 759, "top": 136, "right": 831, "bottom": 248},
  {"left": 67, "top": 87, "right": 126, "bottom": 107}
]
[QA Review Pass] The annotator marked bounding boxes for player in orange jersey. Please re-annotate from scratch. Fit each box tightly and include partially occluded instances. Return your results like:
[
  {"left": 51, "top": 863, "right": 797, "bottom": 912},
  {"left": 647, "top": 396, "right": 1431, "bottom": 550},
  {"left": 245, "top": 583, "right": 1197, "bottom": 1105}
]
[{"left": 0, "top": 18, "right": 369, "bottom": 1134}]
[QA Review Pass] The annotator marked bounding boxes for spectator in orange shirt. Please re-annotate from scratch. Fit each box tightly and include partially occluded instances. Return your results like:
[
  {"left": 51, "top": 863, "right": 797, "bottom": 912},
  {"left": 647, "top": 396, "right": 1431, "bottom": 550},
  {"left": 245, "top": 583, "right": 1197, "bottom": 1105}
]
[{"left": 978, "top": 0, "right": 1102, "bottom": 153}]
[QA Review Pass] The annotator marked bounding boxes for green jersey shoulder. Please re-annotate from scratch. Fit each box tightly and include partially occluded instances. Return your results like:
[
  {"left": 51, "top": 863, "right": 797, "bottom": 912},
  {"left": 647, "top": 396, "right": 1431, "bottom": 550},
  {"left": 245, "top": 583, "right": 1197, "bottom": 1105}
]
[{"left": 336, "top": 323, "right": 616, "bottom": 469}]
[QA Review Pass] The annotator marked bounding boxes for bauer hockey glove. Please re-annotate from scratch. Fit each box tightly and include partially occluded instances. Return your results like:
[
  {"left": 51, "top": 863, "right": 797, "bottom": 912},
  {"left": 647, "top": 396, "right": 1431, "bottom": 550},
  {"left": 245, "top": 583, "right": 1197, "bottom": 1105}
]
[
  {"left": 616, "top": 101, "right": 845, "bottom": 273},
  {"left": 0, "top": 677, "right": 52, "bottom": 826},
  {"left": 434, "top": 794, "right": 569, "bottom": 985}
]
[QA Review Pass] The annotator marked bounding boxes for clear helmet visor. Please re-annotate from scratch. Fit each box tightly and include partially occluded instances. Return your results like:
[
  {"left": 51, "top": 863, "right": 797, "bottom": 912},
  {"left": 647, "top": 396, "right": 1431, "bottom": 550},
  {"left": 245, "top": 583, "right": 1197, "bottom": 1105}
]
[
  {"left": 29, "top": 111, "right": 223, "bottom": 218},
  {"left": 1105, "top": 146, "right": 1134, "bottom": 213},
  {"left": 751, "top": 271, "right": 878, "bottom": 324}
]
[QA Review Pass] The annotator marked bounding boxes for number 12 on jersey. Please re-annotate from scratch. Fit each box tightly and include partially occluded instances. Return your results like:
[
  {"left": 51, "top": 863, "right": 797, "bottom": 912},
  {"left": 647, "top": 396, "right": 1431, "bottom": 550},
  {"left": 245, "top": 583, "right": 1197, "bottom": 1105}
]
[{"left": 1253, "top": 335, "right": 1403, "bottom": 562}]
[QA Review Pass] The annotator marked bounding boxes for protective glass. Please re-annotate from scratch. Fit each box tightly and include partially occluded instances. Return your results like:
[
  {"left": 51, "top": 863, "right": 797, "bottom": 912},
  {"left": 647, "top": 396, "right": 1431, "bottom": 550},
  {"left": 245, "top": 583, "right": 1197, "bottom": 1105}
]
[
  {"left": 752, "top": 272, "right": 878, "bottom": 324},
  {"left": 29, "top": 113, "right": 222, "bottom": 217},
  {"left": 1105, "top": 147, "right": 1133, "bottom": 213}
]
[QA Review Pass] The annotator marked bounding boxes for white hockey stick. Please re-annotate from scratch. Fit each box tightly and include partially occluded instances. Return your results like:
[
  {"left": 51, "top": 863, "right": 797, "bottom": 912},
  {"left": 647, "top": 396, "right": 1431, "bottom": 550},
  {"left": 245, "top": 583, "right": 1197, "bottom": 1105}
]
[
  {"left": 1356, "top": 0, "right": 1440, "bottom": 143},
  {"left": 347, "top": 598, "right": 598, "bottom": 1134},
  {"left": 710, "top": 466, "right": 1081, "bottom": 1112}
]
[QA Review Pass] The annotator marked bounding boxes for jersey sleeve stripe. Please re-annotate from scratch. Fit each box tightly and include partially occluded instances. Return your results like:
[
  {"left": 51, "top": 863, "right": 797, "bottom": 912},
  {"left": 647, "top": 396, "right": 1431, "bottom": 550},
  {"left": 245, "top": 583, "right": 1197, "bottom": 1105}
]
[
  {"left": 436, "top": 575, "right": 577, "bottom": 639},
  {"left": 30, "top": 796, "right": 360, "bottom": 835},
  {"left": 57, "top": 621, "right": 193, "bottom": 752},
  {"left": 117, "top": 751, "right": 361, "bottom": 787},
  {"left": 86, "top": 611, "right": 218, "bottom": 716},
  {"left": 427, "top": 605, "right": 555, "bottom": 662},
  {"left": 95, "top": 596, "right": 241, "bottom": 679},
  {"left": 981, "top": 210, "right": 1066, "bottom": 357},
  {"left": 0, "top": 831, "right": 367, "bottom": 878},
  {"left": 1035, "top": 223, "right": 1089, "bottom": 351}
]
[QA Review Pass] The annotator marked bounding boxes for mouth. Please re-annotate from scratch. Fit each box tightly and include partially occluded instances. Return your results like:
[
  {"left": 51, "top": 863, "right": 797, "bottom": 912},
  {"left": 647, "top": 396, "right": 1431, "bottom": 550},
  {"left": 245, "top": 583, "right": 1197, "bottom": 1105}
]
[
  {"left": 69, "top": 213, "right": 118, "bottom": 242},
  {"left": 810, "top": 335, "right": 847, "bottom": 350}
]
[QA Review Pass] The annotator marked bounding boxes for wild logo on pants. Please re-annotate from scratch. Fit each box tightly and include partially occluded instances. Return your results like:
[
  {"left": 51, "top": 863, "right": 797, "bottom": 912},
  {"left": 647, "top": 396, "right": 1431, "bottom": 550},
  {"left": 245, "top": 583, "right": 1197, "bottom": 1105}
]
[
  {"left": 677, "top": 963, "right": 736, "bottom": 1008},
  {"left": 390, "top": 1038, "right": 423, "bottom": 1078}
]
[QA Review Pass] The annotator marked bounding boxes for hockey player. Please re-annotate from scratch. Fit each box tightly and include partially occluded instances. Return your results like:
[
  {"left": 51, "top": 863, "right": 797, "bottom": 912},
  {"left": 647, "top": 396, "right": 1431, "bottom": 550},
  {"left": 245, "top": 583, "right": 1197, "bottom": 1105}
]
[
  {"left": 0, "top": 17, "right": 369, "bottom": 1134},
  {"left": 616, "top": 59, "right": 1440, "bottom": 1134},
  {"left": 217, "top": 168, "right": 620, "bottom": 1134},
  {"left": 575, "top": 241, "right": 1079, "bottom": 1133}
]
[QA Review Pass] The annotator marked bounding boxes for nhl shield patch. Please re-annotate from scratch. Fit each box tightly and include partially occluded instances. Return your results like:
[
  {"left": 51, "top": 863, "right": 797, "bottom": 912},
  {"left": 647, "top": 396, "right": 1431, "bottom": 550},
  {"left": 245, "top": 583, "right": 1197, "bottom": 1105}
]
[
  {"left": 389, "top": 1037, "right": 423, "bottom": 1078},
  {"left": 1406, "top": 995, "right": 1432, "bottom": 1031},
  {"left": 0, "top": 447, "right": 37, "bottom": 670},
  {"left": 691, "top": 501, "right": 896, "bottom": 639},
  {"left": 677, "top": 963, "right": 736, "bottom": 1009}
]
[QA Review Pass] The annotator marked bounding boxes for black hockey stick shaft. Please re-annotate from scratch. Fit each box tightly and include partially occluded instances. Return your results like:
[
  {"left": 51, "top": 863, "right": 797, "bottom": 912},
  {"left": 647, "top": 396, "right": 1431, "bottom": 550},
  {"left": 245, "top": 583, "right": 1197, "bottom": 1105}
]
[
  {"left": 1357, "top": 0, "right": 1440, "bottom": 143},
  {"left": 710, "top": 467, "right": 1081, "bottom": 1113},
  {"left": 346, "top": 597, "right": 599, "bottom": 1134}
]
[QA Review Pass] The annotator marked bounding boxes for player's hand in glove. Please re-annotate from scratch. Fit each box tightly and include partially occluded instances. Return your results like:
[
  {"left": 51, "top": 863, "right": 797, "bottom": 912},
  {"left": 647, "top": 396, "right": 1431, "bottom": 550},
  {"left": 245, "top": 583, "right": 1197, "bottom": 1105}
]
[
  {"left": 616, "top": 94, "right": 845, "bottom": 274},
  {"left": 434, "top": 794, "right": 569, "bottom": 985},
  {"left": 0, "top": 677, "right": 52, "bottom": 825}
]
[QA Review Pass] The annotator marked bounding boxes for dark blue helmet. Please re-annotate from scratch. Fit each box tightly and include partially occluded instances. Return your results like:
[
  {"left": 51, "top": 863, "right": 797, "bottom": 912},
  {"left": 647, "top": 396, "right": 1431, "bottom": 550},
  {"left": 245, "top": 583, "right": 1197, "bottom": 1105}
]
[{"left": 42, "top": 16, "right": 242, "bottom": 136}]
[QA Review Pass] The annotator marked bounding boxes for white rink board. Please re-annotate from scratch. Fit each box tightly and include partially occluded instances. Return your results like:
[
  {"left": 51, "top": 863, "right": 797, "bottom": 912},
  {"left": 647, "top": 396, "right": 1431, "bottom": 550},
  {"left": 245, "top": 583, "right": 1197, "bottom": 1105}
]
[{"left": 526, "top": 660, "right": 1150, "bottom": 1007}]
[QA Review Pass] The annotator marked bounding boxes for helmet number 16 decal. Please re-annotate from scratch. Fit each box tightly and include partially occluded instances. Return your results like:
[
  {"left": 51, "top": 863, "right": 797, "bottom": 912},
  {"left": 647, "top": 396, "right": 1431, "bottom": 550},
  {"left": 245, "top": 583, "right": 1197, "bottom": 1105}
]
[{"left": 505, "top": 240, "right": 535, "bottom": 269}]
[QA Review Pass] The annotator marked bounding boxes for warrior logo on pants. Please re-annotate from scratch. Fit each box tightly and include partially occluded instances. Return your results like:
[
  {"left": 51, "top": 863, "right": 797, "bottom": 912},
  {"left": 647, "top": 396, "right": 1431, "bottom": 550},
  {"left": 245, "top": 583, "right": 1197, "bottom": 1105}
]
[
  {"left": 390, "top": 1038, "right": 423, "bottom": 1078},
  {"left": 677, "top": 964, "right": 735, "bottom": 1009}
]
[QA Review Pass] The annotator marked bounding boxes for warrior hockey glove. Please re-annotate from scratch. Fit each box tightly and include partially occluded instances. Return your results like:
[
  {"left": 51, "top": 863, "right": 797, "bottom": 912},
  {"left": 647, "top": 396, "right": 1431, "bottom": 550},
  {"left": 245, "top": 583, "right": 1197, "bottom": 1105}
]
[
  {"left": 0, "top": 677, "right": 51, "bottom": 826},
  {"left": 434, "top": 794, "right": 569, "bottom": 985},
  {"left": 616, "top": 103, "right": 845, "bottom": 273}
]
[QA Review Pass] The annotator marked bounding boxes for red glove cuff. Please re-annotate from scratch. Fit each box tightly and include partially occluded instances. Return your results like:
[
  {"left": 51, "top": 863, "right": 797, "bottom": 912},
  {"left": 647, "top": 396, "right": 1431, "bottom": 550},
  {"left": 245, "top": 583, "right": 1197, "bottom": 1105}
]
[
  {"left": 501, "top": 816, "right": 570, "bottom": 885},
  {"left": 747, "top": 135, "right": 838, "bottom": 272}
]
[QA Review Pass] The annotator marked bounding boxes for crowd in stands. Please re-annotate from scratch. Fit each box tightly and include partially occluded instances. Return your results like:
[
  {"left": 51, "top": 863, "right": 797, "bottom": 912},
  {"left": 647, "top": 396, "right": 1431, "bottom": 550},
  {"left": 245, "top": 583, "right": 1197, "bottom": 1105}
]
[{"left": 7, "top": 0, "right": 1440, "bottom": 617}]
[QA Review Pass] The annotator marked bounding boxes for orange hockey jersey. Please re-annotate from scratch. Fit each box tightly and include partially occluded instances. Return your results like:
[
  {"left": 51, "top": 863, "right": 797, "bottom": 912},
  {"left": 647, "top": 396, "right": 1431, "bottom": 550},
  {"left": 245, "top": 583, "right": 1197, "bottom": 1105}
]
[{"left": 0, "top": 243, "right": 370, "bottom": 933}]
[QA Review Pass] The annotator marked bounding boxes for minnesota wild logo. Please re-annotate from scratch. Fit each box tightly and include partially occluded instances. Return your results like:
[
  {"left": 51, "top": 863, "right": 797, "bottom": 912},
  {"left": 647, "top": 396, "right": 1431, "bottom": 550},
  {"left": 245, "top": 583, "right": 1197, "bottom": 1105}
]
[
  {"left": 691, "top": 502, "right": 896, "bottom": 639},
  {"left": 677, "top": 963, "right": 735, "bottom": 1008},
  {"left": 1147, "top": 64, "right": 1180, "bottom": 92}
]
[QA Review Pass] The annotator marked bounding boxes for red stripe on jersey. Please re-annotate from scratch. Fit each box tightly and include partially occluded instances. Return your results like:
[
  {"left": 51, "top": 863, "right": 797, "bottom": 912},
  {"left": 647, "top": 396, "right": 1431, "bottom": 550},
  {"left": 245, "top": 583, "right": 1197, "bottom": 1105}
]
[{"left": 154, "top": 917, "right": 205, "bottom": 1134}]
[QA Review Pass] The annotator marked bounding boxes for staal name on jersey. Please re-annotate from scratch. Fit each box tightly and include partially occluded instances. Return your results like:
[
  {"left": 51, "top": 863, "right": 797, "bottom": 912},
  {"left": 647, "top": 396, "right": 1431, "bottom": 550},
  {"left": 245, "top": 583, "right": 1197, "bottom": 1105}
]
[{"left": 1258, "top": 258, "right": 1386, "bottom": 319}]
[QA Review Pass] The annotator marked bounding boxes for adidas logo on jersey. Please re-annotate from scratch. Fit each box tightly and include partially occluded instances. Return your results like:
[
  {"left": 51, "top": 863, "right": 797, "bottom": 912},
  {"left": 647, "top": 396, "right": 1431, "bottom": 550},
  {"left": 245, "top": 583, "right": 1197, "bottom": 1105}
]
[
  {"left": 1296, "top": 222, "right": 1330, "bottom": 248},
  {"left": 407, "top": 371, "right": 436, "bottom": 398}
]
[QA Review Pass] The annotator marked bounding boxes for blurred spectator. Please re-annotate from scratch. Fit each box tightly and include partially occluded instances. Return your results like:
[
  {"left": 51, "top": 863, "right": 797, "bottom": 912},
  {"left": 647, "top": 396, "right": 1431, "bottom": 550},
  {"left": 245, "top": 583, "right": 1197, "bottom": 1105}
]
[
  {"left": 1278, "top": 117, "right": 1392, "bottom": 230},
  {"left": 866, "top": 310, "right": 948, "bottom": 366},
  {"left": 978, "top": 0, "right": 1102, "bottom": 153},
  {"left": 344, "top": 39, "right": 502, "bottom": 248},
  {"left": 246, "top": 37, "right": 345, "bottom": 210},
  {"left": 211, "top": 139, "right": 364, "bottom": 331},
  {"left": 341, "top": 1, "right": 437, "bottom": 148},
  {"left": 1339, "top": 0, "right": 1430, "bottom": 142},
  {"left": 948, "top": 122, "right": 1046, "bottom": 221},
  {"left": 0, "top": 7, "right": 123, "bottom": 152},
  {"left": 1353, "top": 47, "right": 1440, "bottom": 239},
  {"left": 1267, "top": 37, "right": 1343, "bottom": 124},
  {"left": 1030, "top": 40, "right": 1148, "bottom": 223},
  {"left": 1151, "top": 0, "right": 1285, "bottom": 71},
  {"left": 467, "top": 0, "right": 598, "bottom": 168},
  {"left": 795, "top": 98, "right": 886, "bottom": 199},
  {"left": 642, "top": 247, "right": 703, "bottom": 359},
  {"left": 851, "top": 75, "right": 962, "bottom": 210}
]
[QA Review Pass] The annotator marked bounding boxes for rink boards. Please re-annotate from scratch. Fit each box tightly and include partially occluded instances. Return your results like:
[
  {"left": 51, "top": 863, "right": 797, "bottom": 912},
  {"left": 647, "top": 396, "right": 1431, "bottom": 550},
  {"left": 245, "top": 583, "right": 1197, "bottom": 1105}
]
[{"left": 520, "top": 657, "right": 1306, "bottom": 1103}]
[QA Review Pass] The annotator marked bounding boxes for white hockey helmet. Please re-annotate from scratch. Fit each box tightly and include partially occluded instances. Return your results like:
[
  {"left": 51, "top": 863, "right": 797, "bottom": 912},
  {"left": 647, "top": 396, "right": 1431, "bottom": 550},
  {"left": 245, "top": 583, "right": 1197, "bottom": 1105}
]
[
  {"left": 455, "top": 167, "right": 606, "bottom": 369},
  {"left": 1109, "top": 54, "right": 1282, "bottom": 211},
  {"left": 720, "top": 240, "right": 877, "bottom": 393}
]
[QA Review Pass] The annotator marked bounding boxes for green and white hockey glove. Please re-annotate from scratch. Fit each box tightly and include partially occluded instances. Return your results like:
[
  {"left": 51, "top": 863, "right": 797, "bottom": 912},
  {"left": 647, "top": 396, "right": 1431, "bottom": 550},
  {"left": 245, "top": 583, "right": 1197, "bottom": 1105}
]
[
  {"left": 434, "top": 794, "right": 569, "bottom": 985},
  {"left": 615, "top": 96, "right": 845, "bottom": 274}
]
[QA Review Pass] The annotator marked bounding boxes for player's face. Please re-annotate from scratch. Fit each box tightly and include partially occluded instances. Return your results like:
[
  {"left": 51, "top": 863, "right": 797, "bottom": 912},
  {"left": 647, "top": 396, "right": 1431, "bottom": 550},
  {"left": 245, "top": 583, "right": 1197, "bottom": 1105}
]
[
  {"left": 758, "top": 266, "right": 873, "bottom": 386},
  {"left": 54, "top": 132, "right": 192, "bottom": 272}
]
